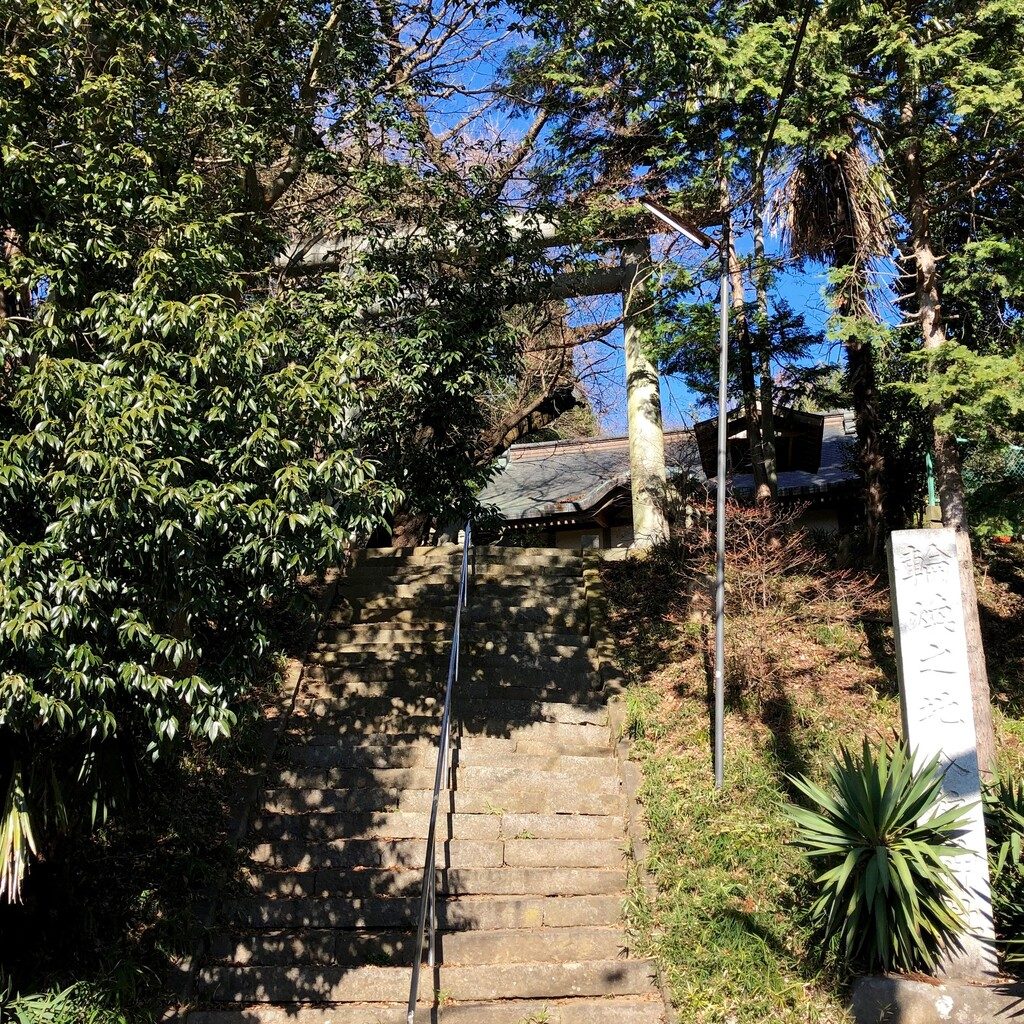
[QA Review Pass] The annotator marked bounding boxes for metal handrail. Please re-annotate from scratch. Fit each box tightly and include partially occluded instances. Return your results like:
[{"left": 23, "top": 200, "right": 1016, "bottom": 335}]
[{"left": 407, "top": 520, "right": 472, "bottom": 1024}]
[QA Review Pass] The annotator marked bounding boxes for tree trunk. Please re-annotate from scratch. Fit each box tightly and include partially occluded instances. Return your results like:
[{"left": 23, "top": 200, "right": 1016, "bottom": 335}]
[
  {"left": 829, "top": 143, "right": 888, "bottom": 555},
  {"left": 475, "top": 383, "right": 579, "bottom": 469},
  {"left": 752, "top": 195, "right": 778, "bottom": 500},
  {"left": 728, "top": 243, "right": 771, "bottom": 502},
  {"left": 846, "top": 335, "right": 887, "bottom": 553},
  {"left": 391, "top": 507, "right": 430, "bottom": 548},
  {"left": 622, "top": 238, "right": 670, "bottom": 548},
  {"left": 899, "top": 94, "right": 997, "bottom": 780}
]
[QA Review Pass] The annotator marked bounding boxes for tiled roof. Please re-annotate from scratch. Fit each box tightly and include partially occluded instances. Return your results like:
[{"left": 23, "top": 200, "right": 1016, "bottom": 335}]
[{"left": 479, "top": 411, "right": 858, "bottom": 522}]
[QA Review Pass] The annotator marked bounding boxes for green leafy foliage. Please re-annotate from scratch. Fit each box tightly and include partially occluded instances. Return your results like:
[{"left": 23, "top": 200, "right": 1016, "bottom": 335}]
[
  {"left": 787, "top": 740, "right": 969, "bottom": 972},
  {"left": 984, "top": 776, "right": 1024, "bottom": 966},
  {"left": 0, "top": 0, "right": 530, "bottom": 900},
  {"left": 0, "top": 961, "right": 148, "bottom": 1024},
  {"left": 649, "top": 279, "right": 829, "bottom": 413},
  {"left": 963, "top": 445, "right": 1024, "bottom": 540}
]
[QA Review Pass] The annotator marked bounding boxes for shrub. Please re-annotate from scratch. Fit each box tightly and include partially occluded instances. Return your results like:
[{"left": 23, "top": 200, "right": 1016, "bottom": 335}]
[
  {"left": 0, "top": 965, "right": 145, "bottom": 1024},
  {"left": 787, "top": 739, "right": 969, "bottom": 972},
  {"left": 625, "top": 500, "right": 880, "bottom": 702},
  {"left": 0, "top": 0, "right": 526, "bottom": 902},
  {"left": 984, "top": 776, "right": 1024, "bottom": 968},
  {"left": 659, "top": 498, "right": 878, "bottom": 620}
]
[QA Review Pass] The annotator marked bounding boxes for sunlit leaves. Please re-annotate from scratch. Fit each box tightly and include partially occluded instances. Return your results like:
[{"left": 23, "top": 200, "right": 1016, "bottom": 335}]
[
  {"left": 1, "top": 0, "right": 534, "bottom": 903},
  {"left": 0, "top": 765, "right": 36, "bottom": 903},
  {"left": 787, "top": 740, "right": 969, "bottom": 972},
  {"left": 0, "top": 0, "right": 367, "bottom": 896}
]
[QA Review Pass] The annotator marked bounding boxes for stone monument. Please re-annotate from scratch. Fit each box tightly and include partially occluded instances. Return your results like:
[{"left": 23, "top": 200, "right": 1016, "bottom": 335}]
[{"left": 888, "top": 528, "right": 997, "bottom": 978}]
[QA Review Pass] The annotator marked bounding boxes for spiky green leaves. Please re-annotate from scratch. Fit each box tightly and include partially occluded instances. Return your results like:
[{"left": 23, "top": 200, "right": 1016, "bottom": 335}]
[
  {"left": 0, "top": 765, "right": 36, "bottom": 903},
  {"left": 984, "top": 776, "right": 1024, "bottom": 964},
  {"left": 787, "top": 739, "right": 969, "bottom": 972}
]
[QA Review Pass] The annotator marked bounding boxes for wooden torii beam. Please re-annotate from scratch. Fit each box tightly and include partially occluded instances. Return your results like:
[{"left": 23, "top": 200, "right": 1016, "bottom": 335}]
[{"left": 279, "top": 207, "right": 710, "bottom": 550}]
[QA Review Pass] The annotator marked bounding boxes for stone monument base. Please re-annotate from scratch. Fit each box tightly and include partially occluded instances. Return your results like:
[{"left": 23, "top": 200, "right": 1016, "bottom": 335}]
[{"left": 851, "top": 974, "right": 1024, "bottom": 1023}]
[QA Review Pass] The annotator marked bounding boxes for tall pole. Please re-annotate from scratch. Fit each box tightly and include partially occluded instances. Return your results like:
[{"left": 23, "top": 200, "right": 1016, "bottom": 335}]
[
  {"left": 635, "top": 195, "right": 724, "bottom": 783},
  {"left": 714, "top": 224, "right": 730, "bottom": 790}
]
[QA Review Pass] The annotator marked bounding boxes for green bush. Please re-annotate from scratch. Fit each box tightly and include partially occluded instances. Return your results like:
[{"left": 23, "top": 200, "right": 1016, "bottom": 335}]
[
  {"left": 787, "top": 739, "right": 969, "bottom": 972},
  {"left": 0, "top": 966, "right": 144, "bottom": 1024},
  {"left": 965, "top": 444, "right": 1024, "bottom": 540},
  {"left": 0, "top": 0, "right": 526, "bottom": 902},
  {"left": 984, "top": 776, "right": 1024, "bottom": 967}
]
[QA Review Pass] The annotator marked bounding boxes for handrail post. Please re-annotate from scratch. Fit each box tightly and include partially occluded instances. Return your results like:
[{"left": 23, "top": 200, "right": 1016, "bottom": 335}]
[
  {"left": 406, "top": 519, "right": 472, "bottom": 1024},
  {"left": 427, "top": 843, "right": 437, "bottom": 968}
]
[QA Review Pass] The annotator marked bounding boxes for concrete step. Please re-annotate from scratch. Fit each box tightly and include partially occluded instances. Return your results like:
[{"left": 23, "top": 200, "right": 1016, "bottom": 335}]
[
  {"left": 249, "top": 836, "right": 625, "bottom": 872},
  {"left": 253, "top": 810, "right": 625, "bottom": 843},
  {"left": 278, "top": 726, "right": 612, "bottom": 768},
  {"left": 338, "top": 578, "right": 584, "bottom": 602},
  {"left": 312, "top": 630, "right": 589, "bottom": 657},
  {"left": 270, "top": 755, "right": 623, "bottom": 795},
  {"left": 290, "top": 698, "right": 609, "bottom": 729},
  {"left": 455, "top": 996, "right": 662, "bottom": 1024},
  {"left": 302, "top": 658, "right": 592, "bottom": 691},
  {"left": 207, "top": 929, "right": 410, "bottom": 966},
  {"left": 262, "top": 784, "right": 623, "bottom": 818},
  {"left": 348, "top": 592, "right": 586, "bottom": 623},
  {"left": 280, "top": 719, "right": 611, "bottom": 748},
  {"left": 300, "top": 677, "right": 599, "bottom": 705},
  {"left": 263, "top": 781, "right": 623, "bottom": 818},
  {"left": 207, "top": 925, "right": 629, "bottom": 966},
  {"left": 307, "top": 655, "right": 589, "bottom": 681},
  {"left": 244, "top": 866, "right": 626, "bottom": 899},
  {"left": 347, "top": 603, "right": 587, "bottom": 633},
  {"left": 189, "top": 995, "right": 664, "bottom": 1024},
  {"left": 221, "top": 894, "right": 624, "bottom": 931},
  {"left": 309, "top": 640, "right": 590, "bottom": 660},
  {"left": 345, "top": 561, "right": 585, "bottom": 588},
  {"left": 353, "top": 546, "right": 583, "bottom": 569},
  {"left": 275, "top": 756, "right": 621, "bottom": 787},
  {"left": 198, "top": 957, "right": 656, "bottom": 1003}
]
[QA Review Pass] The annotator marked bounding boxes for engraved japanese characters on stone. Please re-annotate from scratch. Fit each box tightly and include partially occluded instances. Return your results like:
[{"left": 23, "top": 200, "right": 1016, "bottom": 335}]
[
  {"left": 888, "top": 528, "right": 997, "bottom": 977},
  {"left": 920, "top": 641, "right": 957, "bottom": 675},
  {"left": 919, "top": 688, "right": 968, "bottom": 726},
  {"left": 898, "top": 542, "right": 953, "bottom": 582},
  {"left": 906, "top": 593, "right": 957, "bottom": 633}
]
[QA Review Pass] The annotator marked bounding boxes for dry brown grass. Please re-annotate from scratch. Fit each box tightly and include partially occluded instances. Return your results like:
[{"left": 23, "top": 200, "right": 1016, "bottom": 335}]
[
  {"left": 978, "top": 545, "right": 1024, "bottom": 775},
  {"left": 601, "top": 514, "right": 1024, "bottom": 1023}
]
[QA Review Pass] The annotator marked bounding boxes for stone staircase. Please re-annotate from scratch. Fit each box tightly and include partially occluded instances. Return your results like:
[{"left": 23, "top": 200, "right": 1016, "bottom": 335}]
[{"left": 188, "top": 545, "right": 664, "bottom": 1024}]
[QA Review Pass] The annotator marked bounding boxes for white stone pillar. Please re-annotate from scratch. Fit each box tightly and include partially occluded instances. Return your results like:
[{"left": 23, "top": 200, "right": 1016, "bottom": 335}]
[
  {"left": 622, "top": 240, "right": 669, "bottom": 549},
  {"left": 888, "top": 528, "right": 997, "bottom": 979}
]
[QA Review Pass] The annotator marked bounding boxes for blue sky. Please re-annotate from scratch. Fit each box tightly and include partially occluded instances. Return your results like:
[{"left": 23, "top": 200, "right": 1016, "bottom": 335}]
[
  {"left": 584, "top": 244, "right": 840, "bottom": 435},
  {"left": 410, "top": 2, "right": 848, "bottom": 435}
]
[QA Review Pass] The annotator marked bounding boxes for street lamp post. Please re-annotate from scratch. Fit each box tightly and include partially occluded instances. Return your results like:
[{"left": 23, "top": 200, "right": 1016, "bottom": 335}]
[
  {"left": 638, "top": 197, "right": 728, "bottom": 790},
  {"left": 713, "top": 223, "right": 729, "bottom": 791}
]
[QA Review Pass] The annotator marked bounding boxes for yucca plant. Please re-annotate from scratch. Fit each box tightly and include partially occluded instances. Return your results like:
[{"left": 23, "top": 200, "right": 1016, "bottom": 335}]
[
  {"left": 983, "top": 776, "right": 1024, "bottom": 969},
  {"left": 0, "top": 764, "right": 37, "bottom": 903},
  {"left": 787, "top": 739, "right": 969, "bottom": 972}
]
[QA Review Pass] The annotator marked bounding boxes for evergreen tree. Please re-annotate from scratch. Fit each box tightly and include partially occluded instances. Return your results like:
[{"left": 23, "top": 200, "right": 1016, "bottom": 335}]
[
  {"left": 0, "top": 0, "right": 533, "bottom": 897},
  {"left": 783, "top": 128, "right": 893, "bottom": 553}
]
